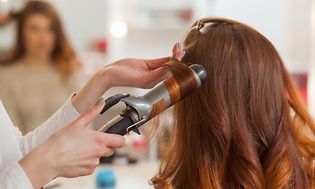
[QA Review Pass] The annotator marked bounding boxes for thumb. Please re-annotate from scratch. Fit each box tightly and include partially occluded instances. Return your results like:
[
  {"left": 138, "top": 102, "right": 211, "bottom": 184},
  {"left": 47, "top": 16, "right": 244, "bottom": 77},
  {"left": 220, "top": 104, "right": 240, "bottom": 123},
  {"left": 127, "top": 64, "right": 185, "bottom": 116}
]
[{"left": 73, "top": 98, "right": 105, "bottom": 127}]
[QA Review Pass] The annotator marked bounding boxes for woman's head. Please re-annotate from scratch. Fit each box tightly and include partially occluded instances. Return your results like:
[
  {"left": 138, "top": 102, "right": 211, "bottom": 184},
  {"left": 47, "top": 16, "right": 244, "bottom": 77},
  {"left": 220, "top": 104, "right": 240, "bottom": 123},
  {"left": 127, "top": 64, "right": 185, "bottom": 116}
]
[
  {"left": 1, "top": 1, "right": 77, "bottom": 75},
  {"left": 152, "top": 18, "right": 315, "bottom": 189}
]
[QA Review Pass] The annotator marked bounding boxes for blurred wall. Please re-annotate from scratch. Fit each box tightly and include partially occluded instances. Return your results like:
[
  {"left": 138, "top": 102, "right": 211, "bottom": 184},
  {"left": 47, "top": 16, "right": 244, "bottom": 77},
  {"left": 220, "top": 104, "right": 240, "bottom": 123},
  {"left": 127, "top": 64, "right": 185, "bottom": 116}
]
[
  {"left": 51, "top": 0, "right": 109, "bottom": 53},
  {"left": 309, "top": 1, "right": 315, "bottom": 117}
]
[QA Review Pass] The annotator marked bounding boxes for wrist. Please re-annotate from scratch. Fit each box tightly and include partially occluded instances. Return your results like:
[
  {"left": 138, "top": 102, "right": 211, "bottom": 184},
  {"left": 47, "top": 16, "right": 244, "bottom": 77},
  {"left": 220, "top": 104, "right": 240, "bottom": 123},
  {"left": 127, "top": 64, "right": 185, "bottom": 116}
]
[
  {"left": 19, "top": 143, "right": 57, "bottom": 189},
  {"left": 99, "top": 66, "right": 114, "bottom": 88},
  {"left": 72, "top": 67, "right": 112, "bottom": 114}
]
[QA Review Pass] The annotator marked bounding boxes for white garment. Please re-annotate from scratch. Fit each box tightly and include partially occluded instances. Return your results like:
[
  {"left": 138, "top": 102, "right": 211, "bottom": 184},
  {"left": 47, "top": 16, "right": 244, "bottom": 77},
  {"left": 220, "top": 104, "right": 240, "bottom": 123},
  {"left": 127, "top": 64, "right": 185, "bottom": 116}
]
[{"left": 0, "top": 95, "right": 81, "bottom": 189}]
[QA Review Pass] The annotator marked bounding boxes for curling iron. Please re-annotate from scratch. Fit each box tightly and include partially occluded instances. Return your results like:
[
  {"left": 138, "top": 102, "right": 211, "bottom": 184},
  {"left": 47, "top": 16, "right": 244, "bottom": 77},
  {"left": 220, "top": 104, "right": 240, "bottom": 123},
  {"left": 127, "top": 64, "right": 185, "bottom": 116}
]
[{"left": 97, "top": 64, "right": 207, "bottom": 136}]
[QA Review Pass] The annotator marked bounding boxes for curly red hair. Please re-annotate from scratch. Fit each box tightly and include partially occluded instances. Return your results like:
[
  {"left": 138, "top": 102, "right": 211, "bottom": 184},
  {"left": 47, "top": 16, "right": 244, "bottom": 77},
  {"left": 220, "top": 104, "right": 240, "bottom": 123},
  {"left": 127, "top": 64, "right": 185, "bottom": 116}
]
[{"left": 152, "top": 18, "right": 315, "bottom": 189}]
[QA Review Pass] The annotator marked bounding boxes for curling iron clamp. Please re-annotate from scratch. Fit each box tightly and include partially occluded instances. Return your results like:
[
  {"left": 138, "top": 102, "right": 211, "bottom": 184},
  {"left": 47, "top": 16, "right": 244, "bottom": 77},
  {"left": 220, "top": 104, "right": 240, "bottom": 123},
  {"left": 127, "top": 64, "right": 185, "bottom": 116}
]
[{"left": 97, "top": 64, "right": 207, "bottom": 136}]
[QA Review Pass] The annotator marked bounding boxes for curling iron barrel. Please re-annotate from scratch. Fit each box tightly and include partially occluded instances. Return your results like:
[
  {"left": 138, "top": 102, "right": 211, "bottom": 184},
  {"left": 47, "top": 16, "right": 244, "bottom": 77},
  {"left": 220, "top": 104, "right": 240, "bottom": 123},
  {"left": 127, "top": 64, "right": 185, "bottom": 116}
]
[{"left": 98, "top": 64, "right": 207, "bottom": 135}]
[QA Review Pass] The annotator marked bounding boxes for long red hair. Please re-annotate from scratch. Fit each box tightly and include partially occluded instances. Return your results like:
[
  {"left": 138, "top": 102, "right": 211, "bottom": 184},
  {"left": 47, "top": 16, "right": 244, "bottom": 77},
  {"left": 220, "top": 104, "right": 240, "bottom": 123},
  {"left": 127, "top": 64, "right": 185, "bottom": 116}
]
[
  {"left": 1, "top": 0, "right": 77, "bottom": 76},
  {"left": 152, "top": 18, "right": 315, "bottom": 189}
]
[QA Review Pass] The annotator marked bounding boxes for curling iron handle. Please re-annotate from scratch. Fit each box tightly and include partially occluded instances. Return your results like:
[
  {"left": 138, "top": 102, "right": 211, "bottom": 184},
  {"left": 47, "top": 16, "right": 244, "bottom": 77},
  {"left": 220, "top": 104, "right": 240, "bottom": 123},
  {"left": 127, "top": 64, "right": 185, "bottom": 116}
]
[{"left": 104, "top": 116, "right": 133, "bottom": 135}]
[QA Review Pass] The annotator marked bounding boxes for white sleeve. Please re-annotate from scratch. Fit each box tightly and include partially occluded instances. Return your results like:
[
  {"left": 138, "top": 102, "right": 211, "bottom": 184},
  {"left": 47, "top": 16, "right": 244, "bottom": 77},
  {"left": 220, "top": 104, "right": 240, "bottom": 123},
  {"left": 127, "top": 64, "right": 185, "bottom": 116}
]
[
  {"left": 16, "top": 94, "right": 81, "bottom": 155},
  {"left": 0, "top": 162, "right": 33, "bottom": 189}
]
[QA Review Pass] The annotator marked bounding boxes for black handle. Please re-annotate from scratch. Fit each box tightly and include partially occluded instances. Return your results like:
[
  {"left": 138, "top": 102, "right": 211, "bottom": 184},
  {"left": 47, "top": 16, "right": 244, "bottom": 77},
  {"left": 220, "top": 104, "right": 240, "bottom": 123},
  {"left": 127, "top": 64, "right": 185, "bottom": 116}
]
[
  {"left": 103, "top": 108, "right": 141, "bottom": 136},
  {"left": 104, "top": 115, "right": 134, "bottom": 135},
  {"left": 100, "top": 94, "right": 130, "bottom": 114}
]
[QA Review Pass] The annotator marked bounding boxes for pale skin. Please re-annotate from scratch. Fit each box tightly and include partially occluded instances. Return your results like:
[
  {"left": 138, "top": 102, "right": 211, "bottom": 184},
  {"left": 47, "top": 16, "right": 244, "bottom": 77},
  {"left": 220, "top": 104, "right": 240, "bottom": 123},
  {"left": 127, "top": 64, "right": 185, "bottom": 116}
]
[
  {"left": 19, "top": 57, "right": 170, "bottom": 189},
  {"left": 21, "top": 13, "right": 56, "bottom": 67}
]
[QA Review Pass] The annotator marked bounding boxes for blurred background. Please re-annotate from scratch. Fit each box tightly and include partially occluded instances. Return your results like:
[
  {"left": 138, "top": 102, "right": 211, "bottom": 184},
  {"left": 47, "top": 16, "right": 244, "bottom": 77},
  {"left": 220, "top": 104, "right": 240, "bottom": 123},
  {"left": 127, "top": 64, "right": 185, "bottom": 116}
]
[{"left": 0, "top": 0, "right": 314, "bottom": 188}]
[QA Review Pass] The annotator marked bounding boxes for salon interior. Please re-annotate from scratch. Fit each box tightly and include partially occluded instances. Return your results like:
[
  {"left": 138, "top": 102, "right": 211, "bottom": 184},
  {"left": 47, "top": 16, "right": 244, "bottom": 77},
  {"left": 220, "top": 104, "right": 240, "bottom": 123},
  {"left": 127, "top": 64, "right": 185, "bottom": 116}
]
[{"left": 0, "top": 0, "right": 314, "bottom": 189}]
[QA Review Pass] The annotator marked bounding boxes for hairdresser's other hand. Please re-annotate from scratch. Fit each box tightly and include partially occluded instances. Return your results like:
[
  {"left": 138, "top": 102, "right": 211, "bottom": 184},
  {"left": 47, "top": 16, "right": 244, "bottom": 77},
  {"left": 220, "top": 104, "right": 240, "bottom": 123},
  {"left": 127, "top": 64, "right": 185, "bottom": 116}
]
[
  {"left": 72, "top": 57, "right": 170, "bottom": 114},
  {"left": 105, "top": 57, "right": 170, "bottom": 88},
  {"left": 20, "top": 102, "right": 125, "bottom": 189}
]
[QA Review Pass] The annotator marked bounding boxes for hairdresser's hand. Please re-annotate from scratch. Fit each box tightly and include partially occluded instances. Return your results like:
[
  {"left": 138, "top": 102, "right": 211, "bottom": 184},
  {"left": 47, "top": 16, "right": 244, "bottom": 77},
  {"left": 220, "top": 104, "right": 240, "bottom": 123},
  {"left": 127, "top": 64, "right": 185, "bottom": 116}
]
[
  {"left": 72, "top": 57, "right": 170, "bottom": 113},
  {"left": 105, "top": 57, "right": 170, "bottom": 88},
  {"left": 20, "top": 102, "right": 125, "bottom": 189}
]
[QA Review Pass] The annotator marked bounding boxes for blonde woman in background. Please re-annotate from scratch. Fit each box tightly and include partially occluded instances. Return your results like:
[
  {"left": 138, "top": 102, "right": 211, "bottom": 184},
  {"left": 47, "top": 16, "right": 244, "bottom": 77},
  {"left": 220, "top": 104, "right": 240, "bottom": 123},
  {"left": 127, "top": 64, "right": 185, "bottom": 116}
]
[{"left": 0, "top": 1, "right": 84, "bottom": 134}]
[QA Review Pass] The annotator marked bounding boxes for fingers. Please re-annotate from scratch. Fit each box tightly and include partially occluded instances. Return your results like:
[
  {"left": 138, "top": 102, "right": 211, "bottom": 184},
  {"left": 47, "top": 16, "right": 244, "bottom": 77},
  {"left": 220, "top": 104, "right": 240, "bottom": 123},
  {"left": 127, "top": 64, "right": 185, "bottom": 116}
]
[
  {"left": 73, "top": 100, "right": 105, "bottom": 127},
  {"left": 172, "top": 42, "right": 185, "bottom": 61},
  {"left": 142, "top": 67, "right": 171, "bottom": 88},
  {"left": 144, "top": 57, "right": 170, "bottom": 70},
  {"left": 96, "top": 132, "right": 126, "bottom": 148},
  {"left": 102, "top": 148, "right": 114, "bottom": 157},
  {"left": 79, "top": 158, "right": 100, "bottom": 176}
]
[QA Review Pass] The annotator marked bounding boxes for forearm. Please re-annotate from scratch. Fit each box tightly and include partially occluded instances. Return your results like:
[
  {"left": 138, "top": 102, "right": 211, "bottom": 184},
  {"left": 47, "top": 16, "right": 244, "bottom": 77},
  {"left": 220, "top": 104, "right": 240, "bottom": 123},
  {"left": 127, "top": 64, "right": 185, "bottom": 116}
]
[
  {"left": 71, "top": 57, "right": 169, "bottom": 113},
  {"left": 72, "top": 69, "right": 111, "bottom": 114},
  {"left": 19, "top": 143, "right": 56, "bottom": 189}
]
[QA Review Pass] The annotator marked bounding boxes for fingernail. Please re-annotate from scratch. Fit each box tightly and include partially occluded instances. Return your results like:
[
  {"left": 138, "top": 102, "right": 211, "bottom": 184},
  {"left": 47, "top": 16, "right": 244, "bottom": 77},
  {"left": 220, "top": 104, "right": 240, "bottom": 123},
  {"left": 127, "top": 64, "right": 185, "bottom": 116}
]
[{"left": 95, "top": 97, "right": 105, "bottom": 106}]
